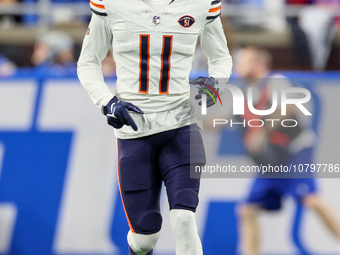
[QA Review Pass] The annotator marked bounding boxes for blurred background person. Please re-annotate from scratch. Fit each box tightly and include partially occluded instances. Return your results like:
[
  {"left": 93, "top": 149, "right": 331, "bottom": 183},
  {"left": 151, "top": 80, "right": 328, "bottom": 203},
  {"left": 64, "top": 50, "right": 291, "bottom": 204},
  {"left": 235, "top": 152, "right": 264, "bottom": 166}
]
[
  {"left": 299, "top": 0, "right": 339, "bottom": 71},
  {"left": 286, "top": 0, "right": 339, "bottom": 70},
  {"left": 286, "top": 0, "right": 313, "bottom": 69},
  {"left": 224, "top": 0, "right": 286, "bottom": 32},
  {"left": 21, "top": 0, "right": 90, "bottom": 27},
  {"left": 0, "top": 0, "right": 22, "bottom": 28},
  {"left": 31, "top": 31, "right": 76, "bottom": 75},
  {"left": 0, "top": 53, "right": 16, "bottom": 77},
  {"left": 235, "top": 47, "right": 340, "bottom": 255}
]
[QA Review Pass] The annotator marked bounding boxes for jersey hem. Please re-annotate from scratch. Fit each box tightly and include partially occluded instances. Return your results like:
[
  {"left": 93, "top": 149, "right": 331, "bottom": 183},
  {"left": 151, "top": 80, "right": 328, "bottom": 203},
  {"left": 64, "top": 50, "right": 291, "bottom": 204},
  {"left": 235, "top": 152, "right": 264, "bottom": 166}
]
[{"left": 114, "top": 119, "right": 196, "bottom": 139}]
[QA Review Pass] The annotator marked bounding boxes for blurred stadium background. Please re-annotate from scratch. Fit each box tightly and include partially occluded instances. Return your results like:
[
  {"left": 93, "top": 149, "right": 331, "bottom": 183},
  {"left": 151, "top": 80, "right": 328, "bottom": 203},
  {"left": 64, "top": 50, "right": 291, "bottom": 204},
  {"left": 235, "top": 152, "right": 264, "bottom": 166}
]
[{"left": 0, "top": 0, "right": 340, "bottom": 254}]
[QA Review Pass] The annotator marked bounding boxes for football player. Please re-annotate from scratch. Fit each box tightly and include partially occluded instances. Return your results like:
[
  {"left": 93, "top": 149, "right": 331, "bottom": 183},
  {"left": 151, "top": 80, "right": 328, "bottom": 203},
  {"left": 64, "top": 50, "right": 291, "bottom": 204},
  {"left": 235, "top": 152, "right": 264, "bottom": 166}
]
[
  {"left": 77, "top": 0, "right": 232, "bottom": 254},
  {"left": 235, "top": 47, "right": 340, "bottom": 255}
]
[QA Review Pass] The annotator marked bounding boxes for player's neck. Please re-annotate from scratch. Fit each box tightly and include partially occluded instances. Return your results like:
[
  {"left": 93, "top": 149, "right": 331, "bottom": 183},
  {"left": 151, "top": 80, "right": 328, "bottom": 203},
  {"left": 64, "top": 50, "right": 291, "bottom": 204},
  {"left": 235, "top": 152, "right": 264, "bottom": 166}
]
[{"left": 143, "top": 0, "right": 171, "bottom": 11}]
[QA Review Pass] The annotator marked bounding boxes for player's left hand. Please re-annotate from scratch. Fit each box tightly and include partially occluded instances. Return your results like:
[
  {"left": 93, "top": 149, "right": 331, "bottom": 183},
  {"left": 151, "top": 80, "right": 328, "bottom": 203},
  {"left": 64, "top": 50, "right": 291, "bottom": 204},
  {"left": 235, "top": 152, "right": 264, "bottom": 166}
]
[
  {"left": 190, "top": 76, "right": 220, "bottom": 108},
  {"left": 101, "top": 96, "right": 144, "bottom": 131}
]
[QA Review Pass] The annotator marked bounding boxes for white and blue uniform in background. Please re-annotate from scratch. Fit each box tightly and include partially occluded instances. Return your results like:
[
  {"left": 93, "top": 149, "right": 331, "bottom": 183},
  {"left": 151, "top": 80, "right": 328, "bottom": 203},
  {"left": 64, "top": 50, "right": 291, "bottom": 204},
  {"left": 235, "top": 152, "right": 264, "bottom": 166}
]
[{"left": 238, "top": 74, "right": 317, "bottom": 210}]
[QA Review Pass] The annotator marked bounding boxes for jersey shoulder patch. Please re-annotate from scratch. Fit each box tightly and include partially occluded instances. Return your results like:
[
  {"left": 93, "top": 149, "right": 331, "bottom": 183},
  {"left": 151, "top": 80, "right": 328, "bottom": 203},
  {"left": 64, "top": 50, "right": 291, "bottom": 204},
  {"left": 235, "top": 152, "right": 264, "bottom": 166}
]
[
  {"left": 90, "top": 0, "right": 107, "bottom": 17},
  {"left": 206, "top": 0, "right": 222, "bottom": 20}
]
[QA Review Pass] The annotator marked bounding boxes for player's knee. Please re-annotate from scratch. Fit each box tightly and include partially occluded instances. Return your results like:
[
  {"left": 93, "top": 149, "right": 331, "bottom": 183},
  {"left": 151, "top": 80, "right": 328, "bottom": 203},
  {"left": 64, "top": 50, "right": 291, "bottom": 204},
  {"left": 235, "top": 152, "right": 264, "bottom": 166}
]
[
  {"left": 128, "top": 230, "right": 160, "bottom": 254},
  {"left": 238, "top": 204, "right": 258, "bottom": 219},
  {"left": 172, "top": 188, "right": 199, "bottom": 212},
  {"left": 170, "top": 209, "right": 203, "bottom": 254},
  {"left": 173, "top": 209, "right": 195, "bottom": 226},
  {"left": 137, "top": 211, "right": 162, "bottom": 233},
  {"left": 170, "top": 209, "right": 197, "bottom": 236}
]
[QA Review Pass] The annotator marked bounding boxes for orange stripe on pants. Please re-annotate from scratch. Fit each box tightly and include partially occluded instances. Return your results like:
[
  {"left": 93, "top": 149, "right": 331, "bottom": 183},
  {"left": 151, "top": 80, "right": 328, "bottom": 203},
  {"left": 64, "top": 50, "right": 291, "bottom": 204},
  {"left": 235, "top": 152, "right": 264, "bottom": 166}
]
[{"left": 116, "top": 138, "right": 136, "bottom": 233}]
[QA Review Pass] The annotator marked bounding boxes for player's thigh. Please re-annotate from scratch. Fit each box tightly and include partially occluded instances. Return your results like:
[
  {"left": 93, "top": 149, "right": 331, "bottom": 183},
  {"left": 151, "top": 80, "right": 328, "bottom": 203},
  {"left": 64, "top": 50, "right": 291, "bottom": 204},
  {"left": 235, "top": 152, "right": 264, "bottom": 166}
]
[
  {"left": 117, "top": 138, "right": 162, "bottom": 234},
  {"left": 163, "top": 164, "right": 200, "bottom": 212},
  {"left": 158, "top": 124, "right": 205, "bottom": 212},
  {"left": 158, "top": 124, "right": 206, "bottom": 170}
]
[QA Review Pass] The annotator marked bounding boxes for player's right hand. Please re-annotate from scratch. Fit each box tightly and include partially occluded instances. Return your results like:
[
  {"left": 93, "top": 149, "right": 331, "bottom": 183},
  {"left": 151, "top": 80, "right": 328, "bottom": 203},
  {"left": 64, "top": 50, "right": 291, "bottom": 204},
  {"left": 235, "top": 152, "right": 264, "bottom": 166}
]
[{"left": 101, "top": 96, "right": 144, "bottom": 131}]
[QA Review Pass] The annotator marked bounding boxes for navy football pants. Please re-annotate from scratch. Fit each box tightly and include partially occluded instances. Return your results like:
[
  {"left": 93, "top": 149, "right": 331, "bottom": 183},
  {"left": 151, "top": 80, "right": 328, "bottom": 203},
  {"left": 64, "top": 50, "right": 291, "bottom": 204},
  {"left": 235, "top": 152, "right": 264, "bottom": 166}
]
[{"left": 117, "top": 124, "right": 206, "bottom": 234}]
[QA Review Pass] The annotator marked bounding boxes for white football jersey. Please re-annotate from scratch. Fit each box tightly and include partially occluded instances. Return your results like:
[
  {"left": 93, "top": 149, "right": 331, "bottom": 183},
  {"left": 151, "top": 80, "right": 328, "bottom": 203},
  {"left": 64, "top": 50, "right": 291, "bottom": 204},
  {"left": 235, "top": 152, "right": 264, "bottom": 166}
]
[{"left": 78, "top": 0, "right": 232, "bottom": 138}]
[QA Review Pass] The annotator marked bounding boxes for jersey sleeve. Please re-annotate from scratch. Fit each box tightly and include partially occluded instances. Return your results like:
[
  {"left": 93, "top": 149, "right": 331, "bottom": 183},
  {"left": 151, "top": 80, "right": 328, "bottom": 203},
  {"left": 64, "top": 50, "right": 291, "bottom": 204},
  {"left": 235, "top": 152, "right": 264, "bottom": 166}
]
[
  {"left": 206, "top": 0, "right": 222, "bottom": 22},
  {"left": 77, "top": 13, "right": 114, "bottom": 108},
  {"left": 200, "top": 16, "right": 233, "bottom": 82},
  {"left": 89, "top": 0, "right": 108, "bottom": 17}
]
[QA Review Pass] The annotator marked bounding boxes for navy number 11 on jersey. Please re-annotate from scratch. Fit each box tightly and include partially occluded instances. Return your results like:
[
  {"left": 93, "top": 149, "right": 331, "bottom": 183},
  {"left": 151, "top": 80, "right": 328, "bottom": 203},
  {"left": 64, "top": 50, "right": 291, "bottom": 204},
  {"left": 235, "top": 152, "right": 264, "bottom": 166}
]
[{"left": 139, "top": 34, "right": 173, "bottom": 95}]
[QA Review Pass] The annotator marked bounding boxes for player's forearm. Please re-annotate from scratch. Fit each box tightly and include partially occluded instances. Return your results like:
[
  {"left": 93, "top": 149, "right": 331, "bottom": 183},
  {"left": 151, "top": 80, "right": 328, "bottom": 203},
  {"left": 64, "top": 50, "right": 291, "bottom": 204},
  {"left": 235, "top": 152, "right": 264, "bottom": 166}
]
[
  {"left": 207, "top": 32, "right": 233, "bottom": 81},
  {"left": 201, "top": 18, "right": 233, "bottom": 82},
  {"left": 77, "top": 64, "right": 114, "bottom": 108},
  {"left": 208, "top": 55, "right": 233, "bottom": 84}
]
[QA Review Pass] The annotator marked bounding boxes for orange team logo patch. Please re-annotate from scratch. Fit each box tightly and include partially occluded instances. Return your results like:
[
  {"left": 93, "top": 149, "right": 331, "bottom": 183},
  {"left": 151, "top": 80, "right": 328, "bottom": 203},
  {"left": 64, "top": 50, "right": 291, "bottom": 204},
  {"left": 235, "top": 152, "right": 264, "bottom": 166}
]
[{"left": 178, "top": 16, "right": 195, "bottom": 28}]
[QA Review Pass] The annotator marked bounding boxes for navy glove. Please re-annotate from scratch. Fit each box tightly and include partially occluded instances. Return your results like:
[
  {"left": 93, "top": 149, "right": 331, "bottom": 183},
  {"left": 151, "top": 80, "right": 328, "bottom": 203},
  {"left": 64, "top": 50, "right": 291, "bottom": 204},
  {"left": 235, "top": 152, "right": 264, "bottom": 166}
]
[
  {"left": 189, "top": 76, "right": 220, "bottom": 108},
  {"left": 101, "top": 96, "right": 144, "bottom": 131}
]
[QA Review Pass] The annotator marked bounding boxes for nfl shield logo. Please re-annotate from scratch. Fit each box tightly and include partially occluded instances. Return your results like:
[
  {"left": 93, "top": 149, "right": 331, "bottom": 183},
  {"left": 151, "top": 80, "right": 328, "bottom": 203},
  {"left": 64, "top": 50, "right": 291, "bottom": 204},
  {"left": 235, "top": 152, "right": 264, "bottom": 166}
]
[{"left": 153, "top": 15, "right": 161, "bottom": 25}]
